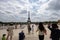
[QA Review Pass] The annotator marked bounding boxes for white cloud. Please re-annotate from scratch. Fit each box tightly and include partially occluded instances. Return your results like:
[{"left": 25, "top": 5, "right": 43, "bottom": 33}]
[{"left": 0, "top": 0, "right": 60, "bottom": 22}]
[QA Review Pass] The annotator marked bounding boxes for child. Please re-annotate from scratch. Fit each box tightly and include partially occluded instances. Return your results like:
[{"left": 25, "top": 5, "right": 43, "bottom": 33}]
[{"left": 2, "top": 34, "right": 6, "bottom": 40}]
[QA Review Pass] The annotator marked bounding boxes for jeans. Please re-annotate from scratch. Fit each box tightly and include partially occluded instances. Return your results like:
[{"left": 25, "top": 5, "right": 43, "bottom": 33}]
[{"left": 39, "top": 35, "right": 44, "bottom": 40}]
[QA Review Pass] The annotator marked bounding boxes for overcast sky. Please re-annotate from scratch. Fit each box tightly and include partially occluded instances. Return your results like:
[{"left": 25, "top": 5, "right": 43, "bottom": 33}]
[{"left": 0, "top": 0, "right": 60, "bottom": 22}]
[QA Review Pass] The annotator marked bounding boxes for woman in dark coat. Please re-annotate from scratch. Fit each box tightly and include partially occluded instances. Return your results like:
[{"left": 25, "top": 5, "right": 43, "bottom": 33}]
[
  {"left": 19, "top": 31, "right": 25, "bottom": 40},
  {"left": 48, "top": 23, "right": 60, "bottom": 40}
]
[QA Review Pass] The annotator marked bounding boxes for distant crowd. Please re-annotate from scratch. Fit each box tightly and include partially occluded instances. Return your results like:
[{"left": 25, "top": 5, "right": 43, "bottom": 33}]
[{"left": 1, "top": 22, "right": 60, "bottom": 40}]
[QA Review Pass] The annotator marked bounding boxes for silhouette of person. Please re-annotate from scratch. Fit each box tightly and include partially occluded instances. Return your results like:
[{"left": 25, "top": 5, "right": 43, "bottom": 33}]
[
  {"left": 36, "top": 22, "right": 47, "bottom": 40},
  {"left": 48, "top": 23, "right": 60, "bottom": 40},
  {"left": 15, "top": 24, "right": 17, "bottom": 29},
  {"left": 28, "top": 23, "right": 31, "bottom": 34},
  {"left": 19, "top": 30, "right": 25, "bottom": 40},
  {"left": 31, "top": 25, "right": 34, "bottom": 34}
]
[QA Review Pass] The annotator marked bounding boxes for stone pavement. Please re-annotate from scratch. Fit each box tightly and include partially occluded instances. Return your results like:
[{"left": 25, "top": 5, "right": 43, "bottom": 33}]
[{"left": 0, "top": 24, "right": 60, "bottom": 40}]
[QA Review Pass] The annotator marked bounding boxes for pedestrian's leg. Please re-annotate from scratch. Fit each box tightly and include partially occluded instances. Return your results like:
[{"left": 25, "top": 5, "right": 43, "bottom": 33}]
[
  {"left": 10, "top": 35, "right": 12, "bottom": 40},
  {"left": 6, "top": 34, "right": 9, "bottom": 40},
  {"left": 52, "top": 38, "right": 57, "bottom": 40},
  {"left": 28, "top": 29, "right": 30, "bottom": 34},
  {"left": 54, "top": 38, "right": 59, "bottom": 40},
  {"left": 39, "top": 35, "right": 40, "bottom": 40},
  {"left": 39, "top": 35, "right": 44, "bottom": 40},
  {"left": 41, "top": 35, "right": 44, "bottom": 40},
  {"left": 32, "top": 29, "right": 34, "bottom": 34}
]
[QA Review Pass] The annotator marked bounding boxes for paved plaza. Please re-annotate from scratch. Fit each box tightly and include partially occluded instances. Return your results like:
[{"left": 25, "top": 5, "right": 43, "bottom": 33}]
[{"left": 0, "top": 24, "right": 60, "bottom": 40}]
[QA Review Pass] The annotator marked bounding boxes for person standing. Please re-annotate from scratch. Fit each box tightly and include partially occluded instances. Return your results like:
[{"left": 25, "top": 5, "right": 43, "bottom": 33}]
[
  {"left": 36, "top": 22, "right": 47, "bottom": 40},
  {"left": 27, "top": 23, "right": 31, "bottom": 34},
  {"left": 48, "top": 23, "right": 60, "bottom": 40},
  {"left": 15, "top": 24, "right": 17, "bottom": 29},
  {"left": 31, "top": 25, "right": 34, "bottom": 34},
  {"left": 6, "top": 27, "right": 13, "bottom": 40}
]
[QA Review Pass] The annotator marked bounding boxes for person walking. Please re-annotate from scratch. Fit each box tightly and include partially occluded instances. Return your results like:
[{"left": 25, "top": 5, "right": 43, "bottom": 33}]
[
  {"left": 48, "top": 23, "right": 60, "bottom": 40},
  {"left": 36, "top": 22, "right": 47, "bottom": 40}
]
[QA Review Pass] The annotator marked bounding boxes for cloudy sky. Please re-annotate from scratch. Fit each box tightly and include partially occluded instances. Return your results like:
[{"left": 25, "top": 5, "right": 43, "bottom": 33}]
[{"left": 0, "top": 0, "right": 60, "bottom": 22}]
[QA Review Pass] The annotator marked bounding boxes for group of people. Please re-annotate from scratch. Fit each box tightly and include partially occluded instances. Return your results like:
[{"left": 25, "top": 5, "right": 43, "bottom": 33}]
[
  {"left": 36, "top": 22, "right": 60, "bottom": 40},
  {"left": 2, "top": 22, "right": 60, "bottom": 40},
  {"left": 2, "top": 27, "right": 14, "bottom": 40},
  {"left": 27, "top": 24, "right": 34, "bottom": 34}
]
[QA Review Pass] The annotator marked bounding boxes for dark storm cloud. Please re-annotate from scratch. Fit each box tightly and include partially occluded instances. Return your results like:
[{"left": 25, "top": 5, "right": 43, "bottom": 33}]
[
  {"left": 0, "top": 0, "right": 8, "bottom": 2},
  {"left": 31, "top": 12, "right": 38, "bottom": 16},
  {"left": 51, "top": 12, "right": 60, "bottom": 17},
  {"left": 20, "top": 10, "right": 27, "bottom": 14},
  {"left": 43, "top": 0, "right": 60, "bottom": 21},
  {"left": 29, "top": 0, "right": 39, "bottom": 3},
  {"left": 47, "top": 0, "right": 60, "bottom": 11}
]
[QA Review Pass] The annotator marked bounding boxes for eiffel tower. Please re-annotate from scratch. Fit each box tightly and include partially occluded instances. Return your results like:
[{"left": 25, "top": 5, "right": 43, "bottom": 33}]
[{"left": 27, "top": 11, "right": 31, "bottom": 23}]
